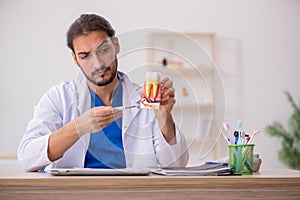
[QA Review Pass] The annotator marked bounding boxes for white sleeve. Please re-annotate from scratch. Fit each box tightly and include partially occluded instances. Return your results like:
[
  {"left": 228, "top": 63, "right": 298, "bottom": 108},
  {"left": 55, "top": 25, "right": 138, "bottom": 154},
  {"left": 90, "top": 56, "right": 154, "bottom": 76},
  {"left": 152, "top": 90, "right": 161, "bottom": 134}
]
[
  {"left": 153, "top": 120, "right": 189, "bottom": 167},
  {"left": 17, "top": 87, "right": 64, "bottom": 172}
]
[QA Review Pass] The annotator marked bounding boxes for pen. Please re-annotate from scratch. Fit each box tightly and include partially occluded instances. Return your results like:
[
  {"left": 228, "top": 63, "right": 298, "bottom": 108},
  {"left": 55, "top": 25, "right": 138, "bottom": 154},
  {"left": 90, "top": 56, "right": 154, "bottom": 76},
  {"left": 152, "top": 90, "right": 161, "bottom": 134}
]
[
  {"left": 234, "top": 131, "right": 239, "bottom": 144},
  {"left": 205, "top": 161, "right": 228, "bottom": 167},
  {"left": 245, "top": 136, "right": 250, "bottom": 144},
  {"left": 241, "top": 132, "right": 249, "bottom": 144}
]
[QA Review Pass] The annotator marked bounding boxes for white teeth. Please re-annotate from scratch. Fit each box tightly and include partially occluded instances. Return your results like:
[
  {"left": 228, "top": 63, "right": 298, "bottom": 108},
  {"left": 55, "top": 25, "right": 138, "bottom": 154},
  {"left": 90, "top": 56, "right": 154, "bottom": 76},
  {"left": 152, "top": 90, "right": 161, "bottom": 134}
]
[
  {"left": 151, "top": 72, "right": 161, "bottom": 83},
  {"left": 145, "top": 72, "right": 161, "bottom": 82},
  {"left": 145, "top": 72, "right": 152, "bottom": 82},
  {"left": 145, "top": 72, "right": 160, "bottom": 98}
]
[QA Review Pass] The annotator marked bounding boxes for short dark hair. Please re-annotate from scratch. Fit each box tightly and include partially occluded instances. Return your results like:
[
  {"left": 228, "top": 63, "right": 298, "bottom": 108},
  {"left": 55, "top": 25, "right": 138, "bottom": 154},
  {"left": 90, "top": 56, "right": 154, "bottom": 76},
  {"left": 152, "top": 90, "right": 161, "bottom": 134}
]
[{"left": 67, "top": 14, "right": 115, "bottom": 53}]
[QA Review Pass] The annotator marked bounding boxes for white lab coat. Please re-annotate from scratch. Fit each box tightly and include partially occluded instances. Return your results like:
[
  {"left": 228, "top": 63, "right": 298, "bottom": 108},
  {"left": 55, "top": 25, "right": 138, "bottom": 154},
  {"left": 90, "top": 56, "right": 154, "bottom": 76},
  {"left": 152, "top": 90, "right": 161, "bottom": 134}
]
[{"left": 18, "top": 71, "right": 189, "bottom": 172}]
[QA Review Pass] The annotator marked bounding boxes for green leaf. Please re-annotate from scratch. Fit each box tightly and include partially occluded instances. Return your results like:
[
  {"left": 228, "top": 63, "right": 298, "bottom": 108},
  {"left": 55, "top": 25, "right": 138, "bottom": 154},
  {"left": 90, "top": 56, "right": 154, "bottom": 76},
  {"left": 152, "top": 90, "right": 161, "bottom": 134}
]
[
  {"left": 289, "top": 110, "right": 300, "bottom": 140},
  {"left": 284, "top": 90, "right": 299, "bottom": 112}
]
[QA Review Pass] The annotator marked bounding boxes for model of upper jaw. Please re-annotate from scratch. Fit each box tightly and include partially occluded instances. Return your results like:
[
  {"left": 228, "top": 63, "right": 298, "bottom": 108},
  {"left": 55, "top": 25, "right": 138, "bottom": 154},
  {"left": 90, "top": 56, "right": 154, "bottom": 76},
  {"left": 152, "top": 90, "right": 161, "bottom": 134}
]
[{"left": 145, "top": 72, "right": 161, "bottom": 99}]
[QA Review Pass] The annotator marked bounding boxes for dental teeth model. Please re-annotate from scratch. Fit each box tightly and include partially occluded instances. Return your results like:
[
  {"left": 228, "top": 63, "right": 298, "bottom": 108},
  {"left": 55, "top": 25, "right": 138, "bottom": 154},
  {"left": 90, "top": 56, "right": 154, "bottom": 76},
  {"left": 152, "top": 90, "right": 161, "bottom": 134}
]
[{"left": 140, "top": 71, "right": 161, "bottom": 109}]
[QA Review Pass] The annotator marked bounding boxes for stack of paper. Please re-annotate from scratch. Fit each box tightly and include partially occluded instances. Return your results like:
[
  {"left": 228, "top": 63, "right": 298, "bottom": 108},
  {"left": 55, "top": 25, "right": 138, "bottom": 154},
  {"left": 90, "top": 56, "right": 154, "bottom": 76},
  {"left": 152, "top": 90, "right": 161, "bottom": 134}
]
[{"left": 152, "top": 163, "right": 231, "bottom": 176}]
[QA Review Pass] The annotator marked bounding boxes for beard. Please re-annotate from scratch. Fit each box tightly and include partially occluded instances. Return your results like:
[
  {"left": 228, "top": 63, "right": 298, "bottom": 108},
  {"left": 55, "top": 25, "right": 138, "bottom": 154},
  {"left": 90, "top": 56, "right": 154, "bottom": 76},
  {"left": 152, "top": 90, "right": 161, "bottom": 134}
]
[{"left": 81, "top": 56, "right": 118, "bottom": 87}]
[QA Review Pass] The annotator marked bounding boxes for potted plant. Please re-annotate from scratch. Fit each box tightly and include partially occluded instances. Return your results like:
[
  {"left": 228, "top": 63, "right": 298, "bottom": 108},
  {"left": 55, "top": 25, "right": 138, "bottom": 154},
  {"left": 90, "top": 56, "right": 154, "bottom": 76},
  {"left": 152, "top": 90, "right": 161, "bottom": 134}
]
[{"left": 265, "top": 91, "right": 300, "bottom": 170}]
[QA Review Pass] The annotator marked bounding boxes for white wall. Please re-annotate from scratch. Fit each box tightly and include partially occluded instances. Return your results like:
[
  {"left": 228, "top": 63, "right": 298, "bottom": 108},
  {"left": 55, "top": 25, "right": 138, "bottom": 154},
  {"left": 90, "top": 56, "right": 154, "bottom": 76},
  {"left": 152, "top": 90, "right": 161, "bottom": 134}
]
[{"left": 1, "top": 0, "right": 299, "bottom": 169}]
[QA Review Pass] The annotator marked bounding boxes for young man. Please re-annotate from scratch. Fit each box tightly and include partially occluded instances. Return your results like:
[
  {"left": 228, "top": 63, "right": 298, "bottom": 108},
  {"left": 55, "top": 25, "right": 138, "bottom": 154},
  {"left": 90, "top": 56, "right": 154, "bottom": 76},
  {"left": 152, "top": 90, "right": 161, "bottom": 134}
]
[{"left": 18, "top": 14, "right": 189, "bottom": 172}]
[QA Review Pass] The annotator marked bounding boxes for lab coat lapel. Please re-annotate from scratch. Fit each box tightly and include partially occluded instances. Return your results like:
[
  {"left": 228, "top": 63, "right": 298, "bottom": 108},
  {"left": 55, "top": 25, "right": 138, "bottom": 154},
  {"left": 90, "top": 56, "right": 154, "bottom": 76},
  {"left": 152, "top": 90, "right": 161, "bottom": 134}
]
[
  {"left": 74, "top": 71, "right": 91, "bottom": 115},
  {"left": 73, "top": 71, "right": 91, "bottom": 150}
]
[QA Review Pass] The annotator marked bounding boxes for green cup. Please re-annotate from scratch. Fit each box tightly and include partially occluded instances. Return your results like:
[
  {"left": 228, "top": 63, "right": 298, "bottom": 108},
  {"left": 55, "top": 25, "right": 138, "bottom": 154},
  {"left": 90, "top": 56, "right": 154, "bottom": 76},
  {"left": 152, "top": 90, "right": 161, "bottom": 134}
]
[{"left": 228, "top": 144, "right": 254, "bottom": 175}]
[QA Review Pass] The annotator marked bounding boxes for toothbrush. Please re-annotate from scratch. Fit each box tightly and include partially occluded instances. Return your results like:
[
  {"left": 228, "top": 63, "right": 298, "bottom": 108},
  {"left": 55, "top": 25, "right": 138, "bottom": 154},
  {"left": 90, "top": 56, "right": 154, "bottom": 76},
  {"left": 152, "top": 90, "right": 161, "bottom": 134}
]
[
  {"left": 236, "top": 120, "right": 243, "bottom": 172},
  {"left": 222, "top": 122, "right": 232, "bottom": 144},
  {"left": 219, "top": 128, "right": 231, "bottom": 145},
  {"left": 237, "top": 120, "right": 242, "bottom": 144},
  {"left": 249, "top": 127, "right": 264, "bottom": 144}
]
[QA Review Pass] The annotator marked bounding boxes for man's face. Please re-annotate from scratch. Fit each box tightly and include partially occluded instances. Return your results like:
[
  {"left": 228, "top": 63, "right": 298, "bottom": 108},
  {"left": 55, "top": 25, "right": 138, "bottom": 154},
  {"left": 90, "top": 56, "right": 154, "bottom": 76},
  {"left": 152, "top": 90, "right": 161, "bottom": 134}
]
[{"left": 72, "top": 31, "right": 120, "bottom": 86}]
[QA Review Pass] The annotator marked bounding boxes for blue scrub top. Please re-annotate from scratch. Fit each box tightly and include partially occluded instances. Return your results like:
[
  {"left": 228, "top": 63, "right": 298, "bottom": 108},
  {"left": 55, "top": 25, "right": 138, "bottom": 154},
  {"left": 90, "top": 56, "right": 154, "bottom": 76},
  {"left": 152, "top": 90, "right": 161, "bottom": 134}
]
[{"left": 84, "top": 80, "right": 126, "bottom": 168}]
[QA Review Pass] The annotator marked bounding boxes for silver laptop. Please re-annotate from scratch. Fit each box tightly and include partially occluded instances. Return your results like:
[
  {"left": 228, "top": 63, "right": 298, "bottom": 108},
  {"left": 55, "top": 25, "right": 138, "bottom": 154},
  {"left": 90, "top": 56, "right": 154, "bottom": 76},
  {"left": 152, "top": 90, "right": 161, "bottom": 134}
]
[{"left": 49, "top": 168, "right": 151, "bottom": 176}]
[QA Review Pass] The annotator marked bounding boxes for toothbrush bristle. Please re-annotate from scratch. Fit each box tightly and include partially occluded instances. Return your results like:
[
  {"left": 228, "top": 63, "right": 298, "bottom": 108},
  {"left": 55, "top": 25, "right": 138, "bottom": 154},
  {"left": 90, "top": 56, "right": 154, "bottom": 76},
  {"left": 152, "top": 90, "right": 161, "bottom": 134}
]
[
  {"left": 223, "top": 122, "right": 230, "bottom": 130},
  {"left": 238, "top": 120, "right": 242, "bottom": 129}
]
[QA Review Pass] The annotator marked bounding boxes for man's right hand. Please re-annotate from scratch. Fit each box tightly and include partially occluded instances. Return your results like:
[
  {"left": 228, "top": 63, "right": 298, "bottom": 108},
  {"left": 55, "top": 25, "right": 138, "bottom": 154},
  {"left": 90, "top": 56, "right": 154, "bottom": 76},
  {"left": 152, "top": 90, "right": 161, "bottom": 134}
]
[{"left": 74, "top": 106, "right": 123, "bottom": 137}]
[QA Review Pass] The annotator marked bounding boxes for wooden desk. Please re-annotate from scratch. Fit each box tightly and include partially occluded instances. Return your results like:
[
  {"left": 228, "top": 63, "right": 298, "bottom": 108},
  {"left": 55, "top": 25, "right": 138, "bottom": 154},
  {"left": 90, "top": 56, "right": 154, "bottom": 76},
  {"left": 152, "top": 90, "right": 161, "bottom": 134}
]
[{"left": 0, "top": 169, "right": 299, "bottom": 200}]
